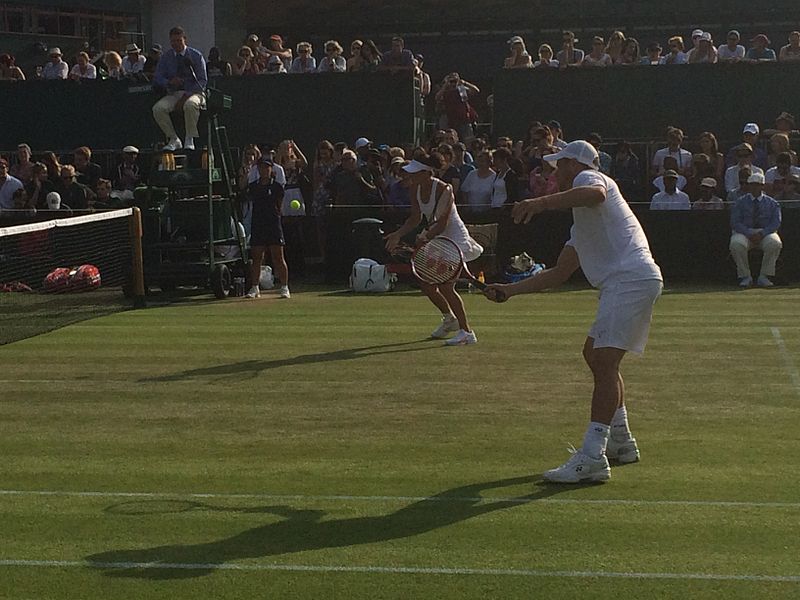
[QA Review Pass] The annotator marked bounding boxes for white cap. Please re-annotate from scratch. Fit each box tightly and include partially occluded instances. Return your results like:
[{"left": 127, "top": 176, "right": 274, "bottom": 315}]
[
  {"left": 125, "top": 43, "right": 140, "bottom": 53},
  {"left": 747, "top": 172, "right": 765, "bottom": 184},
  {"left": 354, "top": 137, "right": 371, "bottom": 149},
  {"left": 692, "top": 29, "right": 704, "bottom": 38},
  {"left": 49, "top": 47, "right": 62, "bottom": 56},
  {"left": 700, "top": 177, "right": 717, "bottom": 188},
  {"left": 341, "top": 149, "right": 357, "bottom": 160},
  {"left": 402, "top": 160, "right": 434, "bottom": 174},
  {"left": 122, "top": 145, "right": 139, "bottom": 154},
  {"left": 543, "top": 140, "right": 599, "bottom": 169},
  {"left": 700, "top": 32, "right": 712, "bottom": 42},
  {"left": 743, "top": 122, "right": 760, "bottom": 135},
  {"left": 46, "top": 192, "right": 61, "bottom": 209},
  {"left": 508, "top": 36, "right": 524, "bottom": 45}
]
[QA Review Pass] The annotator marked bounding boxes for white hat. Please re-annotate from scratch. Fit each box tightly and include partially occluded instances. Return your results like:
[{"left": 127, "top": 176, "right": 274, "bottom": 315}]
[
  {"left": 747, "top": 172, "right": 765, "bottom": 184},
  {"left": 700, "top": 177, "right": 717, "bottom": 188},
  {"left": 122, "top": 145, "right": 139, "bottom": 154},
  {"left": 543, "top": 140, "right": 599, "bottom": 169},
  {"left": 341, "top": 149, "right": 357, "bottom": 160},
  {"left": 691, "top": 29, "right": 704, "bottom": 38},
  {"left": 700, "top": 32, "right": 712, "bottom": 42},
  {"left": 49, "top": 47, "right": 62, "bottom": 56},
  {"left": 743, "top": 123, "right": 760, "bottom": 135},
  {"left": 402, "top": 160, "right": 434, "bottom": 174},
  {"left": 125, "top": 43, "right": 140, "bottom": 53},
  {"left": 354, "top": 137, "right": 371, "bottom": 150},
  {"left": 46, "top": 191, "right": 62, "bottom": 209},
  {"left": 508, "top": 36, "right": 524, "bottom": 45}
]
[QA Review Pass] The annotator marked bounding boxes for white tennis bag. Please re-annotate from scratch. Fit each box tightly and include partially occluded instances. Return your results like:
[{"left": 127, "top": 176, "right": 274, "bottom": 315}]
[{"left": 350, "top": 258, "right": 396, "bottom": 293}]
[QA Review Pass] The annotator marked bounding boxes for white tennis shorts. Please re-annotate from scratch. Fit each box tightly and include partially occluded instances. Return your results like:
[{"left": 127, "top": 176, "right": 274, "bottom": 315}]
[{"left": 588, "top": 279, "right": 663, "bottom": 355}]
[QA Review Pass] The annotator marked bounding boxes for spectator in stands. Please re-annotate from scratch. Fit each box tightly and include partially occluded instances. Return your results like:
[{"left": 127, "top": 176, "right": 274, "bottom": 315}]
[
  {"left": 25, "top": 162, "right": 53, "bottom": 209},
  {"left": 697, "top": 132, "right": 725, "bottom": 187},
  {"left": 618, "top": 38, "right": 641, "bottom": 65},
  {"left": 415, "top": 54, "right": 431, "bottom": 99},
  {"left": 11, "top": 187, "right": 34, "bottom": 212},
  {"left": 684, "top": 29, "right": 704, "bottom": 61},
  {"left": 765, "top": 112, "right": 799, "bottom": 137},
  {"left": 357, "top": 40, "right": 382, "bottom": 72},
  {"left": 689, "top": 32, "right": 718, "bottom": 63},
  {"left": 381, "top": 36, "right": 414, "bottom": 70},
  {"left": 730, "top": 172, "right": 782, "bottom": 287},
  {"left": 492, "top": 148, "right": 519, "bottom": 206},
  {"left": 529, "top": 159, "right": 558, "bottom": 198},
  {"left": 152, "top": 26, "right": 207, "bottom": 152},
  {"left": 436, "top": 73, "right": 480, "bottom": 143},
  {"left": 325, "top": 149, "right": 376, "bottom": 206},
  {"left": 104, "top": 51, "right": 123, "bottom": 80},
  {"left": 521, "top": 125, "right": 552, "bottom": 169},
  {"left": 725, "top": 143, "right": 764, "bottom": 193},
  {"left": 206, "top": 47, "right": 232, "bottom": 78},
  {"left": 775, "top": 174, "right": 800, "bottom": 204},
  {"left": 10, "top": 143, "right": 33, "bottom": 184},
  {"left": 583, "top": 37, "right": 613, "bottom": 67},
  {"left": 452, "top": 142, "right": 475, "bottom": 187},
  {"left": 765, "top": 152, "right": 800, "bottom": 196},
  {"left": 289, "top": 42, "right": 316, "bottom": 73},
  {"left": 436, "top": 144, "right": 462, "bottom": 197},
  {"left": 533, "top": 44, "right": 559, "bottom": 68},
  {"left": 718, "top": 30, "right": 745, "bottom": 62},
  {"left": 245, "top": 34, "right": 263, "bottom": 57},
  {"left": 267, "top": 35, "right": 293, "bottom": 71},
  {"left": 684, "top": 153, "right": 714, "bottom": 199},
  {"left": 611, "top": 141, "right": 640, "bottom": 199},
  {"left": 45, "top": 191, "right": 68, "bottom": 211},
  {"left": 557, "top": 31, "right": 584, "bottom": 67},
  {"left": 727, "top": 167, "right": 752, "bottom": 203},
  {"left": 115, "top": 146, "right": 141, "bottom": 192},
  {"left": 504, "top": 36, "right": 533, "bottom": 68},
  {"left": 385, "top": 157, "right": 410, "bottom": 208},
  {"left": 642, "top": 42, "right": 662, "bottom": 65},
  {"left": 548, "top": 120, "right": 567, "bottom": 150},
  {"left": 57, "top": 165, "right": 94, "bottom": 210},
  {"left": 347, "top": 40, "right": 363, "bottom": 72},
  {"left": 653, "top": 156, "right": 687, "bottom": 192},
  {"left": 0, "top": 158, "right": 24, "bottom": 210},
  {"left": 653, "top": 126, "right": 692, "bottom": 177},
  {"left": 317, "top": 40, "right": 346, "bottom": 72},
  {"left": 233, "top": 46, "right": 260, "bottom": 76},
  {"left": 73, "top": 147, "right": 102, "bottom": 189},
  {"left": 660, "top": 37, "right": 688, "bottom": 64},
  {"left": 69, "top": 52, "right": 97, "bottom": 80},
  {"left": 43, "top": 47, "right": 68, "bottom": 79},
  {"left": 587, "top": 133, "right": 612, "bottom": 174},
  {"left": 312, "top": 140, "right": 336, "bottom": 216},
  {"left": 725, "top": 123, "right": 768, "bottom": 169},
  {"left": 143, "top": 44, "right": 161, "bottom": 79},
  {"left": 94, "top": 178, "right": 114, "bottom": 208},
  {"left": 41, "top": 152, "right": 62, "bottom": 185},
  {"left": 122, "top": 44, "right": 146, "bottom": 77},
  {"left": 779, "top": 31, "right": 800, "bottom": 62},
  {"left": 0, "top": 53, "right": 25, "bottom": 80},
  {"left": 650, "top": 170, "right": 690, "bottom": 210},
  {"left": 746, "top": 34, "right": 777, "bottom": 62},
  {"left": 767, "top": 133, "right": 798, "bottom": 168},
  {"left": 459, "top": 151, "right": 496, "bottom": 212},
  {"left": 692, "top": 178, "right": 724, "bottom": 209},
  {"left": 266, "top": 55, "right": 287, "bottom": 74},
  {"left": 605, "top": 31, "right": 626, "bottom": 64}
]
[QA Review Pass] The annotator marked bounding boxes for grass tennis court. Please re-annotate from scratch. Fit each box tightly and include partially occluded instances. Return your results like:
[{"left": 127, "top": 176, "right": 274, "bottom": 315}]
[{"left": 1, "top": 285, "right": 799, "bottom": 599}]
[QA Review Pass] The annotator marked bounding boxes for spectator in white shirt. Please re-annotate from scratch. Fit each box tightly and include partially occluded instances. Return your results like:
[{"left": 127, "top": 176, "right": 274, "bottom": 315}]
[
  {"left": 718, "top": 30, "right": 746, "bottom": 62},
  {"left": 459, "top": 151, "right": 497, "bottom": 213},
  {"left": 650, "top": 170, "right": 690, "bottom": 210},
  {"left": 727, "top": 167, "right": 752, "bottom": 203},
  {"left": 660, "top": 36, "right": 688, "bottom": 64},
  {"left": 779, "top": 31, "right": 800, "bottom": 62},
  {"left": 725, "top": 143, "right": 764, "bottom": 193},
  {"left": 653, "top": 156, "right": 688, "bottom": 192},
  {"left": 289, "top": 42, "right": 317, "bottom": 73},
  {"left": 69, "top": 52, "right": 97, "bottom": 80},
  {"left": 692, "top": 178, "right": 724, "bottom": 209},
  {"left": 43, "top": 47, "right": 68, "bottom": 79},
  {"left": 317, "top": 40, "right": 346, "bottom": 72},
  {"left": 122, "top": 44, "right": 146, "bottom": 76},
  {"left": 688, "top": 32, "right": 718, "bottom": 63},
  {"left": 533, "top": 44, "right": 559, "bottom": 68},
  {"left": 652, "top": 127, "right": 692, "bottom": 177},
  {"left": 583, "top": 37, "right": 613, "bottom": 67}
]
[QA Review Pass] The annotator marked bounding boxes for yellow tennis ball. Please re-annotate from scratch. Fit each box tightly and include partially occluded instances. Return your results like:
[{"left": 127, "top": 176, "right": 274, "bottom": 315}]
[{"left": 290, "top": 199, "right": 301, "bottom": 210}]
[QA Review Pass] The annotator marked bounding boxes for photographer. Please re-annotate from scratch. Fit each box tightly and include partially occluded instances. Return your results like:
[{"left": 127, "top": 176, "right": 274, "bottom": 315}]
[{"left": 435, "top": 73, "right": 479, "bottom": 143}]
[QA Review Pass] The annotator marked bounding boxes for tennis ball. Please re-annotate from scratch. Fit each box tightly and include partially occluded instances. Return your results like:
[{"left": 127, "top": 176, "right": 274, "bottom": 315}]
[{"left": 290, "top": 199, "right": 301, "bottom": 210}]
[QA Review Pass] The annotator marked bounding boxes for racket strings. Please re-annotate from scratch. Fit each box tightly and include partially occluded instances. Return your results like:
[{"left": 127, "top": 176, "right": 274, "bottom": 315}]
[{"left": 413, "top": 238, "right": 463, "bottom": 284}]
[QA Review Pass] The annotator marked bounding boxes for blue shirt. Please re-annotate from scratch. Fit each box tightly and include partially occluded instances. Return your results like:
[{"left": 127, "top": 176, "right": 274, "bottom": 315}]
[
  {"left": 731, "top": 192, "right": 781, "bottom": 236},
  {"left": 154, "top": 46, "right": 207, "bottom": 94}
]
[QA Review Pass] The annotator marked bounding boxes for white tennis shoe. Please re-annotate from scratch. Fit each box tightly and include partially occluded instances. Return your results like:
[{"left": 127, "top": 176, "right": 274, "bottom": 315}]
[
  {"left": 431, "top": 314, "right": 459, "bottom": 339},
  {"left": 445, "top": 329, "right": 477, "bottom": 346},
  {"left": 606, "top": 437, "right": 640, "bottom": 464},
  {"left": 543, "top": 447, "right": 610, "bottom": 483},
  {"left": 163, "top": 137, "right": 182, "bottom": 152},
  {"left": 245, "top": 286, "right": 260, "bottom": 298},
  {"left": 279, "top": 286, "right": 291, "bottom": 299}
]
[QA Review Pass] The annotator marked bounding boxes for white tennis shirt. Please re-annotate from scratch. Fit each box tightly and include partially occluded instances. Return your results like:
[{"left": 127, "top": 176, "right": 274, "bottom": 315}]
[{"left": 566, "top": 169, "right": 662, "bottom": 288}]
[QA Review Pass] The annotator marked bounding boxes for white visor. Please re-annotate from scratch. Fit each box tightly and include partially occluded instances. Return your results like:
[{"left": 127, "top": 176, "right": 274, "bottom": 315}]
[{"left": 402, "top": 160, "right": 434, "bottom": 174}]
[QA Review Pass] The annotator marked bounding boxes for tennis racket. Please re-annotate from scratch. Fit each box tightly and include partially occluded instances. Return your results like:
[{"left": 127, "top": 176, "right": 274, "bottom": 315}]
[{"left": 411, "top": 236, "right": 506, "bottom": 302}]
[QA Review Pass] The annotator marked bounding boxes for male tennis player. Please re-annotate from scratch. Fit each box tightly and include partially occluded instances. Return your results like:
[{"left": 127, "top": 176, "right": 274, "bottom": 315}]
[{"left": 485, "top": 140, "right": 663, "bottom": 483}]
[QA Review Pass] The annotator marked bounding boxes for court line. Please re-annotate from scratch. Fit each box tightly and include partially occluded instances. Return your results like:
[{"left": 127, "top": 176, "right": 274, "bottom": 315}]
[
  {"left": 0, "top": 559, "right": 798, "bottom": 582},
  {"left": 771, "top": 327, "right": 800, "bottom": 395},
  {"left": 0, "top": 489, "right": 797, "bottom": 509}
]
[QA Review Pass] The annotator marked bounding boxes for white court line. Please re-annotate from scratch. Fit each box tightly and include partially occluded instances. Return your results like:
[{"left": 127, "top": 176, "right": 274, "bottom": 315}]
[
  {"left": 0, "top": 489, "right": 798, "bottom": 509},
  {"left": 771, "top": 327, "right": 800, "bottom": 395},
  {"left": 0, "top": 559, "right": 798, "bottom": 582}
]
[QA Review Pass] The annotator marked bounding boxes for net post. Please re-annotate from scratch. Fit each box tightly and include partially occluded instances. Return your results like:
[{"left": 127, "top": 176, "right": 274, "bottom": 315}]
[{"left": 129, "top": 207, "right": 146, "bottom": 308}]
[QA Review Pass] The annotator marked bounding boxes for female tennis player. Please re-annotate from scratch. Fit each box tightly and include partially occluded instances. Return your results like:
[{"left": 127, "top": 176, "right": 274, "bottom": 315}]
[{"left": 384, "top": 153, "right": 483, "bottom": 345}]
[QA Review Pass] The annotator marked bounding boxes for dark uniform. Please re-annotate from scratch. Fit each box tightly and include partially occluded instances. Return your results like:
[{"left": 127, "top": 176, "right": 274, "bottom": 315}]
[{"left": 248, "top": 178, "right": 285, "bottom": 247}]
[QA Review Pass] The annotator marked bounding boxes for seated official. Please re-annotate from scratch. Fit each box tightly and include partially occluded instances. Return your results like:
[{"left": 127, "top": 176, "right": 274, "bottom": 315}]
[
  {"left": 729, "top": 172, "right": 782, "bottom": 287},
  {"left": 152, "top": 26, "right": 207, "bottom": 152}
]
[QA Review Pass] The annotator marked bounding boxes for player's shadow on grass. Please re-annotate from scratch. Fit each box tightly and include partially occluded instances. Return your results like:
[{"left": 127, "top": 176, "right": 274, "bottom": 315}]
[
  {"left": 86, "top": 474, "right": 594, "bottom": 580},
  {"left": 142, "top": 340, "right": 441, "bottom": 382}
]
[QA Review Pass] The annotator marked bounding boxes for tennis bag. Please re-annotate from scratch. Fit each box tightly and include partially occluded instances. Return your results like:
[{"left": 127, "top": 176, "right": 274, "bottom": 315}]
[{"left": 350, "top": 258, "right": 396, "bottom": 293}]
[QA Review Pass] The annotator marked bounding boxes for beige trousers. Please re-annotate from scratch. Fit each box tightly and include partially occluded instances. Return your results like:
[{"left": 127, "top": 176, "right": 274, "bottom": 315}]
[{"left": 152, "top": 91, "right": 203, "bottom": 139}]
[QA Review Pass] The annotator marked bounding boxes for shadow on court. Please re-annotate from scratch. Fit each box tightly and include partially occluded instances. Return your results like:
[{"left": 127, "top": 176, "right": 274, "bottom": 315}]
[
  {"left": 86, "top": 475, "right": 595, "bottom": 579},
  {"left": 142, "top": 340, "right": 439, "bottom": 383}
]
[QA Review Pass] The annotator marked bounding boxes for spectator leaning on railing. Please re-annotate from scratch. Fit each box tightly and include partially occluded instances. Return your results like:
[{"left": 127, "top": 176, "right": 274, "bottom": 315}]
[
  {"left": 0, "top": 53, "right": 25, "bottom": 80},
  {"left": 43, "top": 47, "right": 68, "bottom": 80},
  {"left": 533, "top": 44, "right": 559, "bottom": 68},
  {"left": 718, "top": 30, "right": 745, "bottom": 62},
  {"left": 504, "top": 36, "right": 533, "bottom": 69},
  {"left": 660, "top": 37, "right": 688, "bottom": 64},
  {"left": 122, "top": 44, "right": 146, "bottom": 77},
  {"left": 779, "top": 31, "right": 800, "bottom": 62},
  {"left": 557, "top": 31, "right": 584, "bottom": 67},
  {"left": 0, "top": 158, "right": 24, "bottom": 210},
  {"left": 290, "top": 42, "right": 316, "bottom": 73},
  {"left": 746, "top": 34, "right": 777, "bottom": 62}
]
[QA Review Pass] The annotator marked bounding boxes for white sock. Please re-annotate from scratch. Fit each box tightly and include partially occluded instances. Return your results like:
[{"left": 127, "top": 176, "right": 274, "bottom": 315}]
[
  {"left": 581, "top": 422, "right": 610, "bottom": 459},
  {"left": 611, "top": 406, "right": 633, "bottom": 442}
]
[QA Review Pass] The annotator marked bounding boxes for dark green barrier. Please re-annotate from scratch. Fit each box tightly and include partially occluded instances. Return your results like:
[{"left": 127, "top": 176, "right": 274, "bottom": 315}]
[
  {"left": 493, "top": 63, "right": 800, "bottom": 144},
  {"left": 0, "top": 72, "right": 418, "bottom": 152}
]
